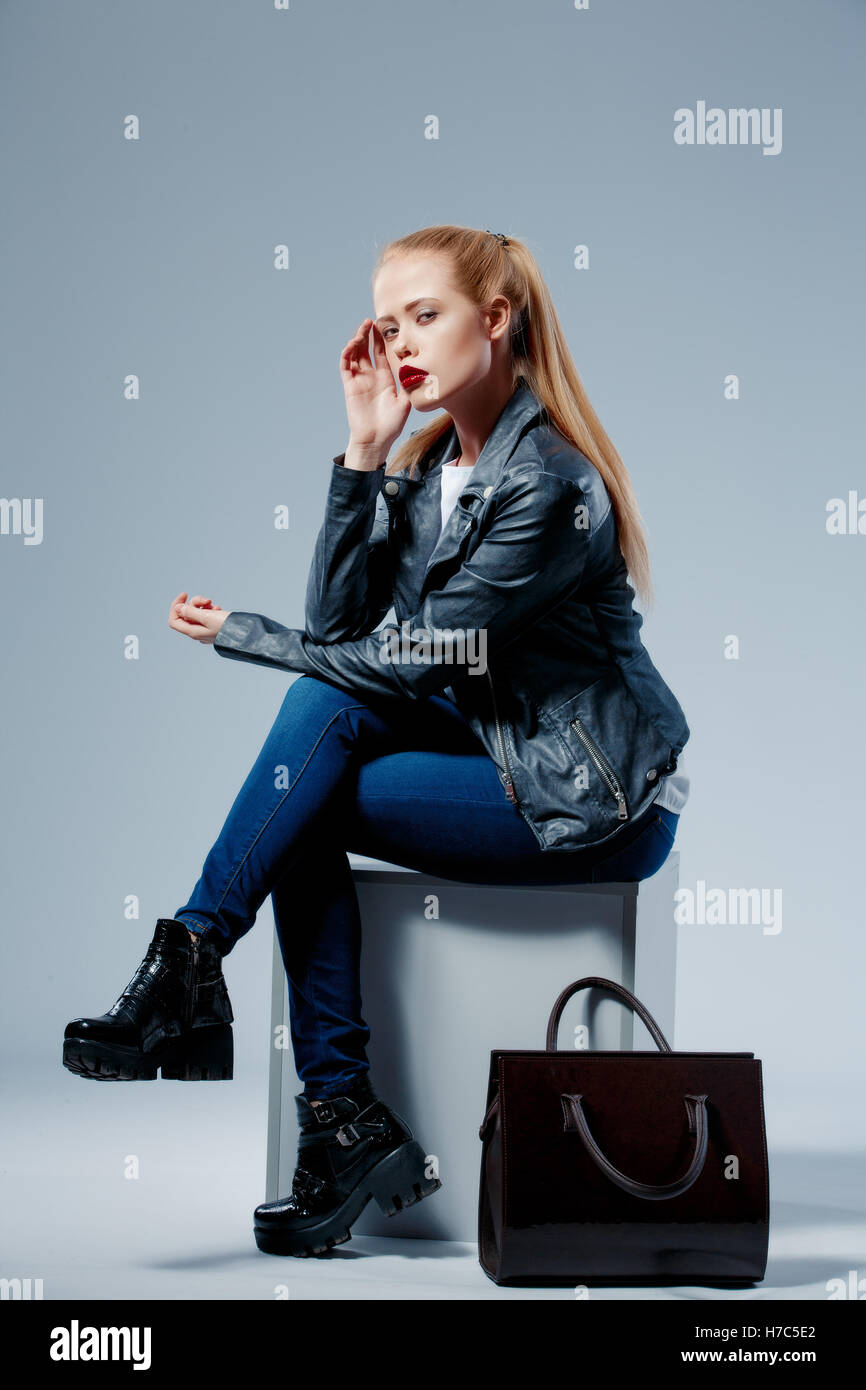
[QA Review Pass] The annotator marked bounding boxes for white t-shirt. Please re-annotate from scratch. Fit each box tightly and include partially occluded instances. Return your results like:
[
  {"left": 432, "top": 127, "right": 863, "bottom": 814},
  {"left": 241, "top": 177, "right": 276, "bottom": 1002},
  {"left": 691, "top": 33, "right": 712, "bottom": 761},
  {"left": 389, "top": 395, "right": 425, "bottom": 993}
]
[
  {"left": 439, "top": 455, "right": 474, "bottom": 531},
  {"left": 653, "top": 750, "right": 688, "bottom": 815},
  {"left": 436, "top": 458, "right": 688, "bottom": 816}
]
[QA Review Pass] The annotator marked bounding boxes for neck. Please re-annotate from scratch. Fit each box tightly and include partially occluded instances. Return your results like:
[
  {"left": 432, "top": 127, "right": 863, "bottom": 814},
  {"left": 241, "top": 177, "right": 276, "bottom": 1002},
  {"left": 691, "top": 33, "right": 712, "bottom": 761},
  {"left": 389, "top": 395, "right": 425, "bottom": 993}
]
[{"left": 440, "top": 372, "right": 517, "bottom": 470}]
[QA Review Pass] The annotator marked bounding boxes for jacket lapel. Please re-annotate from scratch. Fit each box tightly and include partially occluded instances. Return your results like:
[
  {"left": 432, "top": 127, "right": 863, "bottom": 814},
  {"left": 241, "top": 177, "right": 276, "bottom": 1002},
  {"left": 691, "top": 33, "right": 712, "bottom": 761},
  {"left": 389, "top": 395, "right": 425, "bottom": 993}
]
[{"left": 403, "top": 383, "right": 545, "bottom": 599}]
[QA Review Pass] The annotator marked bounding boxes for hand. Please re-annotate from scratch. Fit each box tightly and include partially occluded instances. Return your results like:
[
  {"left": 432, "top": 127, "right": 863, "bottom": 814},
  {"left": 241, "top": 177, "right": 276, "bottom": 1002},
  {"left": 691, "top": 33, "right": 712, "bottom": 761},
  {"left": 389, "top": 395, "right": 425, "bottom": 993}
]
[
  {"left": 340, "top": 317, "right": 412, "bottom": 458},
  {"left": 169, "top": 591, "right": 231, "bottom": 645}
]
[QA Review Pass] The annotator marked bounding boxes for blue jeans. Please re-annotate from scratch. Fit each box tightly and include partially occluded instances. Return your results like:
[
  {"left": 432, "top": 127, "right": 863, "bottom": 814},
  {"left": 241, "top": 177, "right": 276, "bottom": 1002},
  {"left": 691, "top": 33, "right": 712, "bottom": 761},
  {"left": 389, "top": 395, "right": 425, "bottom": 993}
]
[{"left": 174, "top": 675, "right": 680, "bottom": 1100}]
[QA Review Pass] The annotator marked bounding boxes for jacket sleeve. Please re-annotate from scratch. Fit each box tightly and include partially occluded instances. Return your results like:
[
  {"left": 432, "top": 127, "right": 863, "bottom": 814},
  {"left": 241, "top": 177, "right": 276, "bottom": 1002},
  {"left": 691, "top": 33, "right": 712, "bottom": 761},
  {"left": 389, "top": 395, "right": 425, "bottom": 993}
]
[
  {"left": 303, "top": 454, "right": 393, "bottom": 642},
  {"left": 213, "top": 470, "right": 590, "bottom": 701}
]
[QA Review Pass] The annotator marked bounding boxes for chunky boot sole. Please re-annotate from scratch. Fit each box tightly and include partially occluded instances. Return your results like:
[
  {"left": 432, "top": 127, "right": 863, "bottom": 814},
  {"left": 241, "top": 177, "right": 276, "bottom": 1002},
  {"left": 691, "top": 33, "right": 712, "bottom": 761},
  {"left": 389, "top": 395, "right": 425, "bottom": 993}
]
[
  {"left": 62, "top": 1022, "right": 233, "bottom": 1082},
  {"left": 254, "top": 1139, "right": 442, "bottom": 1257}
]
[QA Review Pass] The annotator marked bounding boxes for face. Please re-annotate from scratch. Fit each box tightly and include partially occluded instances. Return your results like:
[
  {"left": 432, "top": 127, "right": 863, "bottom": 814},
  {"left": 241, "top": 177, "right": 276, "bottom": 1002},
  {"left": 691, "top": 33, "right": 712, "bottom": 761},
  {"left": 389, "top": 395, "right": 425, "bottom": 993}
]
[{"left": 372, "top": 253, "right": 509, "bottom": 411}]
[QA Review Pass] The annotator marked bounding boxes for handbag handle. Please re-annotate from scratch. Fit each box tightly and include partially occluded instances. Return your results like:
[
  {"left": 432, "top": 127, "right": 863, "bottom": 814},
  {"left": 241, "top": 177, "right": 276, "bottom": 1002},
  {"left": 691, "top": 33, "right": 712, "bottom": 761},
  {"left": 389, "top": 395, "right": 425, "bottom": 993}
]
[
  {"left": 560, "top": 1092, "right": 709, "bottom": 1200},
  {"left": 546, "top": 975, "right": 672, "bottom": 1053},
  {"left": 478, "top": 977, "right": 674, "bottom": 1144}
]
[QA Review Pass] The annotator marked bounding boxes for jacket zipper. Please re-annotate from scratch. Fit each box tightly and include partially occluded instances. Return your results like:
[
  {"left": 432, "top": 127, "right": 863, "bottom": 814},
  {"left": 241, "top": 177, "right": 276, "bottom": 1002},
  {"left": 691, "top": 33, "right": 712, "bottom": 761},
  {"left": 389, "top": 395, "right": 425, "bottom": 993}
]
[
  {"left": 570, "top": 717, "right": 629, "bottom": 820},
  {"left": 486, "top": 666, "right": 519, "bottom": 807}
]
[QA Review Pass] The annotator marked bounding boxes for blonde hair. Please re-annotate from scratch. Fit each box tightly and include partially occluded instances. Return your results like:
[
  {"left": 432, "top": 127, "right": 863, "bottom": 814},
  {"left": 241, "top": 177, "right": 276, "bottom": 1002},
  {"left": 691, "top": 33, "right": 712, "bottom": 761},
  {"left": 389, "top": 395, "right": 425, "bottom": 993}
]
[{"left": 373, "top": 224, "right": 653, "bottom": 609}]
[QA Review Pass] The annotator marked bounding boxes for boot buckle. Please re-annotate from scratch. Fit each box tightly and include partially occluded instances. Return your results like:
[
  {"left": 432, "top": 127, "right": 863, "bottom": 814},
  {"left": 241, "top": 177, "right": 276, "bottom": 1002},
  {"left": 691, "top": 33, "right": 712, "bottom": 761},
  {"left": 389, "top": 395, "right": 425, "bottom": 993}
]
[
  {"left": 312, "top": 1101, "right": 337, "bottom": 1124},
  {"left": 336, "top": 1122, "right": 361, "bottom": 1147},
  {"left": 292, "top": 1167, "right": 327, "bottom": 1199}
]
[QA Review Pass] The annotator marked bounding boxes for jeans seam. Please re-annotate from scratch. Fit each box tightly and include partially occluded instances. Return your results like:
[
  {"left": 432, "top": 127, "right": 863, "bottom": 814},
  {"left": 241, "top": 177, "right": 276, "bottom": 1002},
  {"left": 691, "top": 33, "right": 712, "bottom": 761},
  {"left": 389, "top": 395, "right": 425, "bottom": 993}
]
[
  {"left": 206, "top": 702, "right": 371, "bottom": 927},
  {"left": 652, "top": 815, "right": 676, "bottom": 848},
  {"left": 176, "top": 915, "right": 210, "bottom": 934}
]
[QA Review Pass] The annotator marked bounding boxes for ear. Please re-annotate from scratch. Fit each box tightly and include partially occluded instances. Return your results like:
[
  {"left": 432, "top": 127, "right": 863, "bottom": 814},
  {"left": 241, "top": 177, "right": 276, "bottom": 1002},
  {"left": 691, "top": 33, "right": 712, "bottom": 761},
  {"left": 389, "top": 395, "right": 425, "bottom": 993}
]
[{"left": 484, "top": 294, "right": 512, "bottom": 343}]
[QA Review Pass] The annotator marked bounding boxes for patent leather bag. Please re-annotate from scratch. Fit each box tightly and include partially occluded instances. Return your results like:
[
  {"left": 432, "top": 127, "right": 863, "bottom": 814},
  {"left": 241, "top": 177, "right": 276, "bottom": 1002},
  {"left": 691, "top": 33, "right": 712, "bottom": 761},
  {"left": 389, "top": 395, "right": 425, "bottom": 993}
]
[{"left": 477, "top": 976, "right": 769, "bottom": 1287}]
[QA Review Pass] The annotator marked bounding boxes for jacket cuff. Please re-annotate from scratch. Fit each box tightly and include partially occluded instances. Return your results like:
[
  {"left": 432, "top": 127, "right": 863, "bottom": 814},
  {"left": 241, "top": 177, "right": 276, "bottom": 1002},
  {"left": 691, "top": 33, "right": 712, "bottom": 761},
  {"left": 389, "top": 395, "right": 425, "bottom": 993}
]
[
  {"left": 213, "top": 611, "right": 302, "bottom": 668},
  {"left": 332, "top": 453, "right": 386, "bottom": 481},
  {"left": 319, "top": 455, "right": 386, "bottom": 518}
]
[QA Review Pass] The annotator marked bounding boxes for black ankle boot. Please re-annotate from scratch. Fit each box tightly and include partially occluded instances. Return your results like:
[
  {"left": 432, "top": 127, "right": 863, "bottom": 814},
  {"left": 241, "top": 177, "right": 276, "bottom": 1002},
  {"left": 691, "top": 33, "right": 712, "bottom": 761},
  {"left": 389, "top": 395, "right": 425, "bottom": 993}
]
[
  {"left": 62, "top": 918, "right": 234, "bottom": 1081},
  {"left": 253, "top": 1075, "right": 442, "bottom": 1256}
]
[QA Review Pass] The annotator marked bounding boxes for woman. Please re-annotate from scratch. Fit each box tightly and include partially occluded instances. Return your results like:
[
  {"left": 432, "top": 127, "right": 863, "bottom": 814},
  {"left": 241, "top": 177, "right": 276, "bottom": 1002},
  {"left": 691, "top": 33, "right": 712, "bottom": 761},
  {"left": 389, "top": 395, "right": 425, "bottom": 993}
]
[{"left": 63, "top": 224, "right": 690, "bottom": 1259}]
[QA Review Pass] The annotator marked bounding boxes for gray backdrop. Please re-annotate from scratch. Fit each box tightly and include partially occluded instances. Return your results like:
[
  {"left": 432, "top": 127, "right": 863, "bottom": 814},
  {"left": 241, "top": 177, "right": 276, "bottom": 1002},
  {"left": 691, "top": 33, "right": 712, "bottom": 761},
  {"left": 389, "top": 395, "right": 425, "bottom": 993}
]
[{"left": 2, "top": 0, "right": 864, "bottom": 1295}]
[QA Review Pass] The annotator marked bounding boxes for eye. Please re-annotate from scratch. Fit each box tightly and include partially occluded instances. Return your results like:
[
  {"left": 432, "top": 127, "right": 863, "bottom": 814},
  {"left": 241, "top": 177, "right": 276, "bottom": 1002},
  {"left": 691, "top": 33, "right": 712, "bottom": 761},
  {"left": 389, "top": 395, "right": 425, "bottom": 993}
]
[{"left": 381, "top": 310, "right": 437, "bottom": 340}]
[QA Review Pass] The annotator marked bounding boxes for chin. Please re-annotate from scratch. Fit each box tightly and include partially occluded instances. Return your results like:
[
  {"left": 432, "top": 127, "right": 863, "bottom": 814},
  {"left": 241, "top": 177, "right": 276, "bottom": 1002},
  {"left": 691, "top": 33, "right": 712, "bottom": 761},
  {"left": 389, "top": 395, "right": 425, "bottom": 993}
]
[{"left": 414, "top": 379, "right": 458, "bottom": 410}]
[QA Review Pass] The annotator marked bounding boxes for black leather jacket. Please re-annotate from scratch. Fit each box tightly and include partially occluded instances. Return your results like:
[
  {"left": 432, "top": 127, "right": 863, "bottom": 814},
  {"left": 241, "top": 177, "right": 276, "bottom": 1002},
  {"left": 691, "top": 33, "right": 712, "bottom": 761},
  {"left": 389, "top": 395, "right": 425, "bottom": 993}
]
[{"left": 214, "top": 381, "right": 690, "bottom": 852}]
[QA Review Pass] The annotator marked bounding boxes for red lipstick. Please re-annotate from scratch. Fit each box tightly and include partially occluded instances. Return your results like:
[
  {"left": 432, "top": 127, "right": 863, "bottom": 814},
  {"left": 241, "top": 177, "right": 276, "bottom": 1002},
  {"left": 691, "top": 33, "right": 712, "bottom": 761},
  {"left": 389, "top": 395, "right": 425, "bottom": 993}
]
[{"left": 399, "top": 365, "right": 428, "bottom": 386}]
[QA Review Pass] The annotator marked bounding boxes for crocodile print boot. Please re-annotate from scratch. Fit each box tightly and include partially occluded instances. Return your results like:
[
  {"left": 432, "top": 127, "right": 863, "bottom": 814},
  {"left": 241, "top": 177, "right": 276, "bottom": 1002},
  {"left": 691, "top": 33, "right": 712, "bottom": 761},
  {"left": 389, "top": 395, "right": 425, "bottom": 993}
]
[
  {"left": 62, "top": 918, "right": 234, "bottom": 1081},
  {"left": 253, "top": 1074, "right": 442, "bottom": 1256}
]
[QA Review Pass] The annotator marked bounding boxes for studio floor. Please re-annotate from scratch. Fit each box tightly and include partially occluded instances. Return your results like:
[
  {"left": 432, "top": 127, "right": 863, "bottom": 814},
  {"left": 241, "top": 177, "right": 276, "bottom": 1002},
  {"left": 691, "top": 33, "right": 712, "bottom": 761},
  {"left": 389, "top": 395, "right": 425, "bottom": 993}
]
[{"left": 3, "top": 1066, "right": 864, "bottom": 1302}]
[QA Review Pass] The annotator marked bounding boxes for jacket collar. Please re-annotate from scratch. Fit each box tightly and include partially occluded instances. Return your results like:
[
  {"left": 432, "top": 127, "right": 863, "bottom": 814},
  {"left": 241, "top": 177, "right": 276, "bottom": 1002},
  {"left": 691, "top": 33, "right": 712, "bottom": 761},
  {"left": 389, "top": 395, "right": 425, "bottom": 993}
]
[
  {"left": 399, "top": 378, "right": 545, "bottom": 502},
  {"left": 384, "top": 380, "right": 546, "bottom": 601}
]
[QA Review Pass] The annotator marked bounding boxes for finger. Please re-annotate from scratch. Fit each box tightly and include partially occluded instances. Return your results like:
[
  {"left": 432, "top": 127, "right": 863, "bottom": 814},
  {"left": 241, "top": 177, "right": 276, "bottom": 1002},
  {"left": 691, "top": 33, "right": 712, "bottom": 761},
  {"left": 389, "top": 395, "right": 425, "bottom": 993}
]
[
  {"left": 172, "top": 619, "right": 205, "bottom": 639},
  {"left": 340, "top": 323, "right": 365, "bottom": 369},
  {"left": 171, "top": 607, "right": 213, "bottom": 636},
  {"left": 181, "top": 602, "right": 208, "bottom": 623},
  {"left": 341, "top": 319, "right": 372, "bottom": 375},
  {"left": 369, "top": 321, "right": 389, "bottom": 371},
  {"left": 356, "top": 319, "right": 373, "bottom": 371},
  {"left": 169, "top": 591, "right": 188, "bottom": 623}
]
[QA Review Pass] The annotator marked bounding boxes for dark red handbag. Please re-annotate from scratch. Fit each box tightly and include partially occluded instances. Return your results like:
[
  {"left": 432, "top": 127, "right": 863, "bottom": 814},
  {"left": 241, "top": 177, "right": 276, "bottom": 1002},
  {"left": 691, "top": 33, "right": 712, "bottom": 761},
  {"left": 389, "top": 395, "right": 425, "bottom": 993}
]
[{"left": 478, "top": 976, "right": 769, "bottom": 1287}]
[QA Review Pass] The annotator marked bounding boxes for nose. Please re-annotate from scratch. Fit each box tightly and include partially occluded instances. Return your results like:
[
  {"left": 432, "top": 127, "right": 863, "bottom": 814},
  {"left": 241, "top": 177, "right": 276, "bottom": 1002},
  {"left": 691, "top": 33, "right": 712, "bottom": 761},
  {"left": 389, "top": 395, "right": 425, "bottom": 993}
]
[{"left": 392, "top": 330, "right": 415, "bottom": 359}]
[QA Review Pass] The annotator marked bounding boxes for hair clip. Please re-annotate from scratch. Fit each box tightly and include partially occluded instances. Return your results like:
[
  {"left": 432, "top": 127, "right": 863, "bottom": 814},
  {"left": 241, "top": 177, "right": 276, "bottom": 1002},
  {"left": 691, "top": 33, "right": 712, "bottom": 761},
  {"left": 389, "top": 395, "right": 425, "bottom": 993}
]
[{"left": 485, "top": 229, "right": 509, "bottom": 247}]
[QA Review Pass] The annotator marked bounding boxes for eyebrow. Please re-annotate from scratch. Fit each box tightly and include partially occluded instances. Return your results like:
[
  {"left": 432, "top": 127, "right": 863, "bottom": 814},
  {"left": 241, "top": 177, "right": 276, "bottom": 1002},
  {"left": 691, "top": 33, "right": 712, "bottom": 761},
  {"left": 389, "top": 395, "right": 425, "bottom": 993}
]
[{"left": 374, "top": 297, "right": 441, "bottom": 327}]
